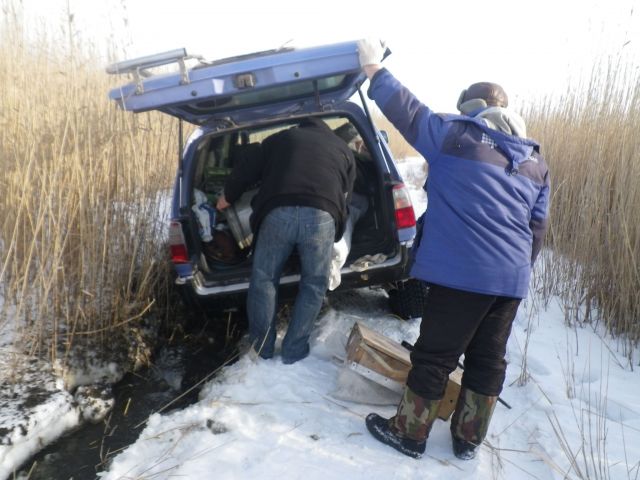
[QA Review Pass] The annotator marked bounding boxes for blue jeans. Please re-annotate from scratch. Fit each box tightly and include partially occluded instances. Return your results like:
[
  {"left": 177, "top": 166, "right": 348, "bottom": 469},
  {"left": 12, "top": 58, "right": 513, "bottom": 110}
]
[{"left": 247, "top": 206, "right": 335, "bottom": 363}]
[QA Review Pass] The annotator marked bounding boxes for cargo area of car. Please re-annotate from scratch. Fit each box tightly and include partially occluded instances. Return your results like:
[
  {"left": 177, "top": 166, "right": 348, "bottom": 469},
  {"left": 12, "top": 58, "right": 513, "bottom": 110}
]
[{"left": 186, "top": 115, "right": 399, "bottom": 287}]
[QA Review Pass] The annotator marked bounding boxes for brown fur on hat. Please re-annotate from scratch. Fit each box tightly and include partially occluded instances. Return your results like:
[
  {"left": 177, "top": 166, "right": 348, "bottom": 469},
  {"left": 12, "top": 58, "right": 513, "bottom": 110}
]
[{"left": 457, "top": 82, "right": 508, "bottom": 114}]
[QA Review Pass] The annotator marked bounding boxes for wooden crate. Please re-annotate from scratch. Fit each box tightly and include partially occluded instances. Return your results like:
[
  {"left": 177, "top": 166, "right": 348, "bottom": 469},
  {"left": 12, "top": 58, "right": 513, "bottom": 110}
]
[{"left": 345, "top": 322, "right": 461, "bottom": 420}]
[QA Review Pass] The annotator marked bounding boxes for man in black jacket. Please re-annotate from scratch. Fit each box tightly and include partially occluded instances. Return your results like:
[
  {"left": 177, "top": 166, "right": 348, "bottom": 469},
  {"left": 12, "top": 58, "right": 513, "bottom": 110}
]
[{"left": 217, "top": 117, "right": 356, "bottom": 364}]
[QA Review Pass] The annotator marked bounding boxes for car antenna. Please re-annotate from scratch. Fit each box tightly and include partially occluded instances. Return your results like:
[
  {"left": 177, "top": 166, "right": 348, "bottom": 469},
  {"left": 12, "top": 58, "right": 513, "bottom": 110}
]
[{"left": 277, "top": 39, "right": 294, "bottom": 51}]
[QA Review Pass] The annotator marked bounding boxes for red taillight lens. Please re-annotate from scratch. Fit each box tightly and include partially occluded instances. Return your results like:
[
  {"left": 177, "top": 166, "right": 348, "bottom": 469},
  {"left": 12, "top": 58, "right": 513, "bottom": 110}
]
[
  {"left": 392, "top": 184, "right": 416, "bottom": 229},
  {"left": 168, "top": 221, "right": 189, "bottom": 264},
  {"left": 170, "top": 244, "right": 189, "bottom": 264}
]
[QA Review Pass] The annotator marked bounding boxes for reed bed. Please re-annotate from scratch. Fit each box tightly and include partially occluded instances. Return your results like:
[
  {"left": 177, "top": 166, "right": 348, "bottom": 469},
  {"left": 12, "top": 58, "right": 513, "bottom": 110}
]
[
  {"left": 525, "top": 57, "right": 640, "bottom": 356},
  {"left": 373, "top": 113, "right": 419, "bottom": 160},
  {"left": 0, "top": 6, "right": 178, "bottom": 365},
  {"left": 1, "top": 2, "right": 638, "bottom": 372}
]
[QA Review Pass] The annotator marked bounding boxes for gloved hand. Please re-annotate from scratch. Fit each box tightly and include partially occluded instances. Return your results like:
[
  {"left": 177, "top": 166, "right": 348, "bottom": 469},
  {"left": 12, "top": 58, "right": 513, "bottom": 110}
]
[{"left": 357, "top": 38, "right": 386, "bottom": 67}]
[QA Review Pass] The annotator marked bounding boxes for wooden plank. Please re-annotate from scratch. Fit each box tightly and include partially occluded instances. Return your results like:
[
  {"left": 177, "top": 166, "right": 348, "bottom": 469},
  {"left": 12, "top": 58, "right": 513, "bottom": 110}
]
[
  {"left": 345, "top": 322, "right": 463, "bottom": 420},
  {"left": 355, "top": 323, "right": 411, "bottom": 366},
  {"left": 346, "top": 323, "right": 411, "bottom": 381},
  {"left": 437, "top": 368, "right": 463, "bottom": 420},
  {"left": 355, "top": 344, "right": 411, "bottom": 382}
]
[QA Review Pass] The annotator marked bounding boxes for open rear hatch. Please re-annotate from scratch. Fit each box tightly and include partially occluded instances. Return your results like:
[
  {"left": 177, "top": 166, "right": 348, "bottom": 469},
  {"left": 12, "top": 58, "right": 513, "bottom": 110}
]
[
  {"left": 185, "top": 113, "right": 400, "bottom": 289},
  {"left": 107, "top": 41, "right": 410, "bottom": 297},
  {"left": 107, "top": 41, "right": 366, "bottom": 125}
]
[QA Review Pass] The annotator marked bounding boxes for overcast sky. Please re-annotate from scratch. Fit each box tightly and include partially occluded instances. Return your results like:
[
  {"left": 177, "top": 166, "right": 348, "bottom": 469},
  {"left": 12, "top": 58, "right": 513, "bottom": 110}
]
[{"left": 19, "top": 0, "right": 640, "bottom": 112}]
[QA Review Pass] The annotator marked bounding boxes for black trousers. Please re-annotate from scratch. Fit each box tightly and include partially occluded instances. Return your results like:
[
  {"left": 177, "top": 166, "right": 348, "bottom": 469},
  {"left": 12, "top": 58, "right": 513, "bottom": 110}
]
[{"left": 407, "top": 283, "right": 521, "bottom": 399}]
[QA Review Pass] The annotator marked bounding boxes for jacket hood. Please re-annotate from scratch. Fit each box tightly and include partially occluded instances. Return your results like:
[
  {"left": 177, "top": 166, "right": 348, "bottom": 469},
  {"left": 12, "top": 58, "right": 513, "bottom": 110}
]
[
  {"left": 475, "top": 106, "right": 527, "bottom": 138},
  {"left": 445, "top": 114, "right": 538, "bottom": 172},
  {"left": 482, "top": 122, "right": 538, "bottom": 172}
]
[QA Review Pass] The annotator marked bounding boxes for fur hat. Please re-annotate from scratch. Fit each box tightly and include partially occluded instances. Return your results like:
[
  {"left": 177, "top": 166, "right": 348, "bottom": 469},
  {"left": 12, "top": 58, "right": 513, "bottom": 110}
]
[
  {"left": 333, "top": 123, "right": 359, "bottom": 144},
  {"left": 457, "top": 82, "right": 508, "bottom": 115}
]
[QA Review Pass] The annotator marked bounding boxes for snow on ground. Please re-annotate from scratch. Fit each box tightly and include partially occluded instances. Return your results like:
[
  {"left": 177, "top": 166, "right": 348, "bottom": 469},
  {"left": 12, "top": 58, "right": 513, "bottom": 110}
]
[
  {"left": 0, "top": 300, "right": 146, "bottom": 477},
  {"left": 0, "top": 350, "right": 120, "bottom": 479},
  {"left": 98, "top": 157, "right": 640, "bottom": 479},
  {"left": 96, "top": 287, "right": 640, "bottom": 480},
  {"left": 0, "top": 292, "right": 80, "bottom": 478},
  {"left": 2, "top": 156, "right": 640, "bottom": 479},
  {"left": 0, "top": 354, "right": 79, "bottom": 480}
]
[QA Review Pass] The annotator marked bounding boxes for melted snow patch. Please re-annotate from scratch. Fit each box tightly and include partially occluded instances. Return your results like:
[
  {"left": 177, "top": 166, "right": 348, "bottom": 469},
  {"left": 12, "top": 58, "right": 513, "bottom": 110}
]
[{"left": 0, "top": 354, "right": 79, "bottom": 479}]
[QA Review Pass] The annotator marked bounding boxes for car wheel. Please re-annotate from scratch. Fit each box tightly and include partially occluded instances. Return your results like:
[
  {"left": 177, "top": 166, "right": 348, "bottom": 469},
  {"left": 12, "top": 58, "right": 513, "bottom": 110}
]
[{"left": 388, "top": 279, "right": 428, "bottom": 320}]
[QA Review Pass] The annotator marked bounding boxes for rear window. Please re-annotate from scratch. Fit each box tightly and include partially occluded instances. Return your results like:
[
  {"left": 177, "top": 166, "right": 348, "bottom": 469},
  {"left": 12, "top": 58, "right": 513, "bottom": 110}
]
[
  {"left": 179, "top": 74, "right": 348, "bottom": 116},
  {"left": 192, "top": 115, "right": 362, "bottom": 199}
]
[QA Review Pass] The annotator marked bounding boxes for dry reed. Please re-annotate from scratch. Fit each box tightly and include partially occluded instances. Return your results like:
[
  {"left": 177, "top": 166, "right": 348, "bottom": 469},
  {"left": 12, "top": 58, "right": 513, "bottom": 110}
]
[
  {"left": 525, "top": 56, "right": 640, "bottom": 357},
  {"left": 372, "top": 113, "right": 419, "bottom": 160},
  {"left": 2, "top": 1, "right": 638, "bottom": 375},
  {"left": 0, "top": 4, "right": 177, "bottom": 366}
]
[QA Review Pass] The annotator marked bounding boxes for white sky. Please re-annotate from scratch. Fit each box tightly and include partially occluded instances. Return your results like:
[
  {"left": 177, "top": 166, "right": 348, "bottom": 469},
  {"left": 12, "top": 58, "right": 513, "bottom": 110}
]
[{"left": 17, "top": 0, "right": 640, "bottom": 111}]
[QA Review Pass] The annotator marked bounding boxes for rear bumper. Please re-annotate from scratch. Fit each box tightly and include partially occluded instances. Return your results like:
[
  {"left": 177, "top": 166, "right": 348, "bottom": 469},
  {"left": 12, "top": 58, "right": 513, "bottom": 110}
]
[
  {"left": 177, "top": 245, "right": 412, "bottom": 304},
  {"left": 330, "top": 247, "right": 412, "bottom": 292}
]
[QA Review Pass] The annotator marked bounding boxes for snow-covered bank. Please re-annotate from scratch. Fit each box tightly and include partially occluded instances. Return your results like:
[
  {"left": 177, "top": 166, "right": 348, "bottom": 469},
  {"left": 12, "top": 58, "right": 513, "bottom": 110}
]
[
  {"left": 98, "top": 157, "right": 640, "bottom": 480},
  {"left": 0, "top": 355, "right": 78, "bottom": 479},
  {"left": 0, "top": 314, "right": 155, "bottom": 478},
  {"left": 98, "top": 288, "right": 640, "bottom": 480},
  {"left": 2, "top": 156, "right": 639, "bottom": 480}
]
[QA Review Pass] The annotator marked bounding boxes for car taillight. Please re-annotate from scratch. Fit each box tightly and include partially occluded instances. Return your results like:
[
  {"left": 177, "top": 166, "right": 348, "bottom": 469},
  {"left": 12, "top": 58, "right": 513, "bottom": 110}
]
[
  {"left": 169, "top": 221, "right": 189, "bottom": 264},
  {"left": 392, "top": 184, "right": 416, "bottom": 229}
]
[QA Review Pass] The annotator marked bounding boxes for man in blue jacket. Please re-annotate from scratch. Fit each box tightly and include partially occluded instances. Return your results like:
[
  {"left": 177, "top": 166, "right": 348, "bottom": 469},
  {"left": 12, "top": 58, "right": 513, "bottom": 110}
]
[{"left": 358, "top": 40, "right": 550, "bottom": 460}]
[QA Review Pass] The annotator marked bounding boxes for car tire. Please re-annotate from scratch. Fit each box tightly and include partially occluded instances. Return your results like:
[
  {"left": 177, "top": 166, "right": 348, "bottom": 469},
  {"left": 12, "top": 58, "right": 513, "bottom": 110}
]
[{"left": 388, "top": 279, "right": 428, "bottom": 320}]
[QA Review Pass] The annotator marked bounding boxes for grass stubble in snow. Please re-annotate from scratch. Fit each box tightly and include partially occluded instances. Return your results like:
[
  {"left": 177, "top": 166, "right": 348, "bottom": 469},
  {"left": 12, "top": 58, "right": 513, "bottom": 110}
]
[{"left": 97, "top": 284, "right": 640, "bottom": 480}]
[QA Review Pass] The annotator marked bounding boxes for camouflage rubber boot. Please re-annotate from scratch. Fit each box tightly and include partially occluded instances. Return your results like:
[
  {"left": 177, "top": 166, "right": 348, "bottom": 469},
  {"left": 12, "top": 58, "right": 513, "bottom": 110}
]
[
  {"left": 450, "top": 387, "right": 498, "bottom": 460},
  {"left": 366, "top": 386, "right": 441, "bottom": 459}
]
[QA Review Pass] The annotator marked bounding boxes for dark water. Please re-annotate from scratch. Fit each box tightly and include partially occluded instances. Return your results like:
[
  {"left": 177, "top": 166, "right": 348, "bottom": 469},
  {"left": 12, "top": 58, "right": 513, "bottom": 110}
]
[{"left": 18, "top": 310, "right": 245, "bottom": 480}]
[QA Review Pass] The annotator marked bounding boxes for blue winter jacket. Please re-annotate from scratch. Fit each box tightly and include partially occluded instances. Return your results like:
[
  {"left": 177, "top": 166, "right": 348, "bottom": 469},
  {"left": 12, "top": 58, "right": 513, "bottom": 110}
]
[{"left": 368, "top": 69, "right": 550, "bottom": 298}]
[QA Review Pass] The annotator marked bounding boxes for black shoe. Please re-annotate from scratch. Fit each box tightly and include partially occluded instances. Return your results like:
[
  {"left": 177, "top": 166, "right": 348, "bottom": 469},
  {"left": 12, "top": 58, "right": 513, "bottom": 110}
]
[
  {"left": 365, "top": 414, "right": 425, "bottom": 459},
  {"left": 452, "top": 436, "right": 478, "bottom": 460}
]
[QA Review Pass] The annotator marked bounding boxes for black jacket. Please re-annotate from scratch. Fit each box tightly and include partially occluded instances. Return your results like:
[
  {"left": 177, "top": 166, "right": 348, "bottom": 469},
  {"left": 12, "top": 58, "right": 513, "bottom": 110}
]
[{"left": 224, "top": 118, "right": 356, "bottom": 240}]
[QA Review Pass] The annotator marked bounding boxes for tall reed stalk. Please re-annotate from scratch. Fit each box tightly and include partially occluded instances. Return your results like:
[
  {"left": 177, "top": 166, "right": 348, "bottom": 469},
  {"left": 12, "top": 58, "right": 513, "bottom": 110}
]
[
  {"left": 526, "top": 57, "right": 640, "bottom": 357},
  {"left": 0, "top": 4, "right": 177, "bottom": 366},
  {"left": 2, "top": 1, "right": 638, "bottom": 373},
  {"left": 373, "top": 113, "right": 419, "bottom": 160}
]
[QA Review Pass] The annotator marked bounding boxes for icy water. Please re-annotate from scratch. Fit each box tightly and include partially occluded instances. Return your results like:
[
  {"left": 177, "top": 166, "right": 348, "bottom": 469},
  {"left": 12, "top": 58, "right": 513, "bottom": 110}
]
[{"left": 17, "top": 311, "right": 245, "bottom": 480}]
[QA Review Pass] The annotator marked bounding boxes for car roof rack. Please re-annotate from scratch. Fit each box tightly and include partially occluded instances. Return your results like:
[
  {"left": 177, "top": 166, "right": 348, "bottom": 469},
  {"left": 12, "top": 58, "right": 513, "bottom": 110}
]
[{"left": 106, "top": 48, "right": 203, "bottom": 94}]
